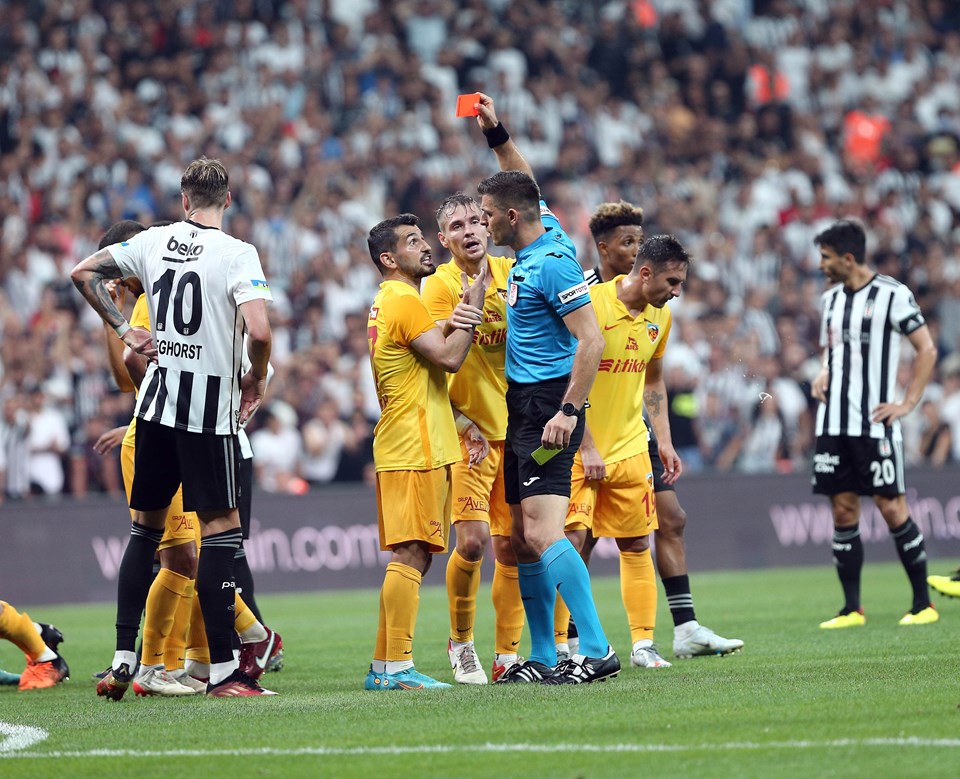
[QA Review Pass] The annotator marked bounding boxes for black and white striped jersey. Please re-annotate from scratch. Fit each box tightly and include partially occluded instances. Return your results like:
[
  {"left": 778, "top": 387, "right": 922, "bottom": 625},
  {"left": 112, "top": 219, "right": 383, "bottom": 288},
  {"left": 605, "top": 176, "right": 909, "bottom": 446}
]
[
  {"left": 109, "top": 220, "right": 272, "bottom": 435},
  {"left": 816, "top": 273, "right": 925, "bottom": 439}
]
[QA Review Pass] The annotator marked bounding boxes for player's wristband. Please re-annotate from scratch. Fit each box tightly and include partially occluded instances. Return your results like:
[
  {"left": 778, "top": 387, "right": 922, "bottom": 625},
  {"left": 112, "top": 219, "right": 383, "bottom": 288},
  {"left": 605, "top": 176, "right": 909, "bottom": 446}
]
[
  {"left": 483, "top": 122, "right": 510, "bottom": 148},
  {"left": 113, "top": 321, "right": 132, "bottom": 339}
]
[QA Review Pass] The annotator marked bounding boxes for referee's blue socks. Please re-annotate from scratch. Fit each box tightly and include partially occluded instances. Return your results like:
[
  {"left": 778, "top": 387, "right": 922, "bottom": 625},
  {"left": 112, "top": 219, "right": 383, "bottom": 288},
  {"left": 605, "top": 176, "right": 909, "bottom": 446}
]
[
  {"left": 517, "top": 559, "right": 558, "bottom": 666},
  {"left": 541, "top": 538, "right": 608, "bottom": 658}
]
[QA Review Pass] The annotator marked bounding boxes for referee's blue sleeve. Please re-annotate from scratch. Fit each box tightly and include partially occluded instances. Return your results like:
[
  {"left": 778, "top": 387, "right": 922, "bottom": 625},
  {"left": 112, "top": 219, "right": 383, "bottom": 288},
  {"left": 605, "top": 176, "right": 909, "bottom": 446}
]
[{"left": 544, "top": 257, "right": 592, "bottom": 318}]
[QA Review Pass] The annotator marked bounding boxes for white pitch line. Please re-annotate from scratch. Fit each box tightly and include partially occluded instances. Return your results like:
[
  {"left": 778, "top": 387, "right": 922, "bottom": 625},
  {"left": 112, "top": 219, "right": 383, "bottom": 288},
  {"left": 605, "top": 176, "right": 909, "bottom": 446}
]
[
  {"left": 1, "top": 737, "right": 959, "bottom": 759},
  {"left": 0, "top": 724, "right": 49, "bottom": 753}
]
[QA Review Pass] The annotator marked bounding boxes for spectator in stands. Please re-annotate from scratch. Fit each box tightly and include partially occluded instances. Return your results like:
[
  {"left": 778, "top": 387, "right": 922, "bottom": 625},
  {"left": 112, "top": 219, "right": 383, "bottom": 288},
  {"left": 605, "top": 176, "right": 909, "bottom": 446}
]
[
  {"left": 249, "top": 402, "right": 304, "bottom": 494},
  {"left": 25, "top": 387, "right": 69, "bottom": 497},
  {"left": 1, "top": 0, "right": 959, "bottom": 494}
]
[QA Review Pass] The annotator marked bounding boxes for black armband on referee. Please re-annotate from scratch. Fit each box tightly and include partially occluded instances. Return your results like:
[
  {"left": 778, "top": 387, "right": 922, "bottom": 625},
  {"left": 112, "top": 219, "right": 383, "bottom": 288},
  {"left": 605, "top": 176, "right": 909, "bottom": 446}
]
[{"left": 483, "top": 122, "right": 510, "bottom": 149}]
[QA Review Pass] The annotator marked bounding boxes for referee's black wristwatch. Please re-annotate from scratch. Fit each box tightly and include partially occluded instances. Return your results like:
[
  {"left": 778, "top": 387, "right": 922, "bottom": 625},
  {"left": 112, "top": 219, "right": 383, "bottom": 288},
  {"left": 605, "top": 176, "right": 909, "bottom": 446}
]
[{"left": 560, "top": 402, "right": 588, "bottom": 417}]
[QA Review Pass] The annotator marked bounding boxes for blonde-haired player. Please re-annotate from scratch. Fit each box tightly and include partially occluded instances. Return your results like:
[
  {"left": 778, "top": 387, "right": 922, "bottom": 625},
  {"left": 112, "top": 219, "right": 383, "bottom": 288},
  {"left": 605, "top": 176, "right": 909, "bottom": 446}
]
[
  {"left": 422, "top": 193, "right": 525, "bottom": 684},
  {"left": 563, "top": 234, "right": 690, "bottom": 668}
]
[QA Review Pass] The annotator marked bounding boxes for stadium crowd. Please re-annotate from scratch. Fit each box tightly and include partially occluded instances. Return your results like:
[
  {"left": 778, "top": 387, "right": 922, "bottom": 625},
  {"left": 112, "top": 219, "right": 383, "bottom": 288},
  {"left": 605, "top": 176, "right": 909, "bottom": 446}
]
[{"left": 2, "top": 0, "right": 960, "bottom": 500}]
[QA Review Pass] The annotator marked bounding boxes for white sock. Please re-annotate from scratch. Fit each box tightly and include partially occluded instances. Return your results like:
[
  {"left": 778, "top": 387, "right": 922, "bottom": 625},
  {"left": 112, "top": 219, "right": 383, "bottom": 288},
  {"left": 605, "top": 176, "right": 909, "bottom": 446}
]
[
  {"left": 239, "top": 622, "right": 268, "bottom": 644},
  {"left": 495, "top": 653, "right": 517, "bottom": 665},
  {"left": 632, "top": 639, "right": 653, "bottom": 653},
  {"left": 386, "top": 660, "right": 414, "bottom": 674},
  {"left": 371, "top": 660, "right": 386, "bottom": 673},
  {"left": 674, "top": 620, "right": 700, "bottom": 639},
  {"left": 209, "top": 659, "right": 238, "bottom": 685},
  {"left": 556, "top": 642, "right": 570, "bottom": 656},
  {"left": 112, "top": 650, "right": 138, "bottom": 672},
  {"left": 185, "top": 659, "right": 209, "bottom": 680},
  {"left": 136, "top": 662, "right": 162, "bottom": 678},
  {"left": 449, "top": 639, "right": 472, "bottom": 652},
  {"left": 35, "top": 647, "right": 56, "bottom": 663}
]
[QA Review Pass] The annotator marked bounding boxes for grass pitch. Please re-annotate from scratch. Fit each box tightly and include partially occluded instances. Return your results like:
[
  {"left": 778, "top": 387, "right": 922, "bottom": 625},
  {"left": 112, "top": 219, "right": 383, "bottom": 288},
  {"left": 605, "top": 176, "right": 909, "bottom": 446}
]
[{"left": 1, "top": 561, "right": 957, "bottom": 778}]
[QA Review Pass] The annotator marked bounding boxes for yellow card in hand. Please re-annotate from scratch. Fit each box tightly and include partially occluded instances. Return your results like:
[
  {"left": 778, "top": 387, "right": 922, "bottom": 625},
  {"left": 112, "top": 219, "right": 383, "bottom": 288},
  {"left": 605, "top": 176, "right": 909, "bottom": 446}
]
[{"left": 531, "top": 446, "right": 562, "bottom": 466}]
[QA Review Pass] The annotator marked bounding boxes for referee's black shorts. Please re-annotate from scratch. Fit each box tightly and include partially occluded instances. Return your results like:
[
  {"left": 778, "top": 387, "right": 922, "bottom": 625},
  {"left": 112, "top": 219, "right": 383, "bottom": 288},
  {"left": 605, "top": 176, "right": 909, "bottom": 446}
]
[
  {"left": 504, "top": 377, "right": 584, "bottom": 504},
  {"left": 131, "top": 419, "right": 240, "bottom": 513}
]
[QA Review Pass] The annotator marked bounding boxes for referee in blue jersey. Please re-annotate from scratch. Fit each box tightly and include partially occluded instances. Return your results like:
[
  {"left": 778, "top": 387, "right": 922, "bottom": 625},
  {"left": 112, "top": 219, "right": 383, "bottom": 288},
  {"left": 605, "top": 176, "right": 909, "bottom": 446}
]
[{"left": 471, "top": 93, "right": 619, "bottom": 684}]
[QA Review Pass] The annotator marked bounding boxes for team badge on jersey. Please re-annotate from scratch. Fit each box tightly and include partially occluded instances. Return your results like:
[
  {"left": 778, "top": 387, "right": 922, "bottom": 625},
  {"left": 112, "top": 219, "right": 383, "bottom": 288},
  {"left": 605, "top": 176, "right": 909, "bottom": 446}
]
[
  {"left": 647, "top": 323, "right": 660, "bottom": 342},
  {"left": 508, "top": 282, "right": 518, "bottom": 307},
  {"left": 251, "top": 279, "right": 270, "bottom": 289},
  {"left": 877, "top": 438, "right": 892, "bottom": 458}
]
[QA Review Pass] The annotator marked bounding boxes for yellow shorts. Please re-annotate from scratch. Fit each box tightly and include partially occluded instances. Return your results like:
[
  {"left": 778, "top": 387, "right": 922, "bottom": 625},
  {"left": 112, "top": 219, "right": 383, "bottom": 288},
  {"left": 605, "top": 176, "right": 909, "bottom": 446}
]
[
  {"left": 121, "top": 442, "right": 200, "bottom": 551},
  {"left": 566, "top": 451, "right": 659, "bottom": 538},
  {"left": 450, "top": 439, "right": 511, "bottom": 537},
  {"left": 376, "top": 466, "right": 452, "bottom": 554}
]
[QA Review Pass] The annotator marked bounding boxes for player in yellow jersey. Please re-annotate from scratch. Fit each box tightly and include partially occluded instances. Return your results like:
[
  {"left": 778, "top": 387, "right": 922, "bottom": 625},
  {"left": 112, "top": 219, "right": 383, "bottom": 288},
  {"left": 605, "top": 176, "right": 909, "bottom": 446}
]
[
  {"left": 564, "top": 202, "right": 743, "bottom": 661},
  {"left": 422, "top": 193, "right": 525, "bottom": 684},
  {"left": 0, "top": 601, "right": 68, "bottom": 690},
  {"left": 563, "top": 234, "right": 690, "bottom": 669},
  {"left": 364, "top": 213, "right": 487, "bottom": 691}
]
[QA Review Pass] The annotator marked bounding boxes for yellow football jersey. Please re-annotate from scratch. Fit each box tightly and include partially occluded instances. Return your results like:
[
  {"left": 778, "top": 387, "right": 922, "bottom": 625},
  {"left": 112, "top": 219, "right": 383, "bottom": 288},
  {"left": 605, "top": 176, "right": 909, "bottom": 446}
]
[
  {"left": 585, "top": 277, "right": 671, "bottom": 464},
  {"left": 368, "top": 280, "right": 460, "bottom": 471},
  {"left": 121, "top": 294, "right": 150, "bottom": 449},
  {"left": 421, "top": 255, "right": 511, "bottom": 441}
]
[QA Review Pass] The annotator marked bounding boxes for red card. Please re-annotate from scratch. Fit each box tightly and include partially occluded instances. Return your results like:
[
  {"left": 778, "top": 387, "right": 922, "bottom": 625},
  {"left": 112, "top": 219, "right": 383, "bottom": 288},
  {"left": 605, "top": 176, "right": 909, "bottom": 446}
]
[{"left": 456, "top": 93, "right": 481, "bottom": 118}]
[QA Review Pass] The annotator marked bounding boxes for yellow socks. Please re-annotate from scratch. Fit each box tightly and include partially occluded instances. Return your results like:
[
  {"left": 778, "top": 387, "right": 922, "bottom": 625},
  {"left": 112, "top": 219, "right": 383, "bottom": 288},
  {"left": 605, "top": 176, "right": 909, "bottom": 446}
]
[
  {"left": 446, "top": 549, "right": 482, "bottom": 643},
  {"left": 492, "top": 561, "right": 525, "bottom": 654},
  {"left": 381, "top": 562, "right": 422, "bottom": 662},
  {"left": 234, "top": 593, "right": 256, "bottom": 635},
  {"left": 373, "top": 586, "right": 388, "bottom": 663},
  {"left": 553, "top": 594, "right": 571, "bottom": 649},
  {"left": 164, "top": 579, "right": 195, "bottom": 670},
  {"left": 141, "top": 569, "right": 191, "bottom": 666},
  {"left": 620, "top": 549, "right": 657, "bottom": 643},
  {"left": 0, "top": 601, "right": 46, "bottom": 660}
]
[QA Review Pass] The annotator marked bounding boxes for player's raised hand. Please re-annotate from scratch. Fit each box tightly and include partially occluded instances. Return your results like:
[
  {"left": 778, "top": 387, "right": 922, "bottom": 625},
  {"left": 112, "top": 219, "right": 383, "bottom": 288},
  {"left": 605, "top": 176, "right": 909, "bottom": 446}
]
[
  {"left": 461, "top": 259, "right": 489, "bottom": 308},
  {"left": 474, "top": 93, "right": 499, "bottom": 132},
  {"left": 448, "top": 301, "right": 483, "bottom": 331}
]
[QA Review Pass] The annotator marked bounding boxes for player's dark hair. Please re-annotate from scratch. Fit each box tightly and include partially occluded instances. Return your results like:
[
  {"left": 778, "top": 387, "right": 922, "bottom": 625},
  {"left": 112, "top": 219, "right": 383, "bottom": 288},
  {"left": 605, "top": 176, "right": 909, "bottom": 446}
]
[
  {"left": 589, "top": 201, "right": 644, "bottom": 244},
  {"left": 635, "top": 234, "right": 691, "bottom": 273},
  {"left": 476, "top": 170, "right": 540, "bottom": 220},
  {"left": 98, "top": 220, "right": 145, "bottom": 250},
  {"left": 367, "top": 213, "right": 420, "bottom": 272},
  {"left": 814, "top": 219, "right": 866, "bottom": 264},
  {"left": 435, "top": 193, "right": 480, "bottom": 229},
  {"left": 181, "top": 157, "right": 229, "bottom": 210}
]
